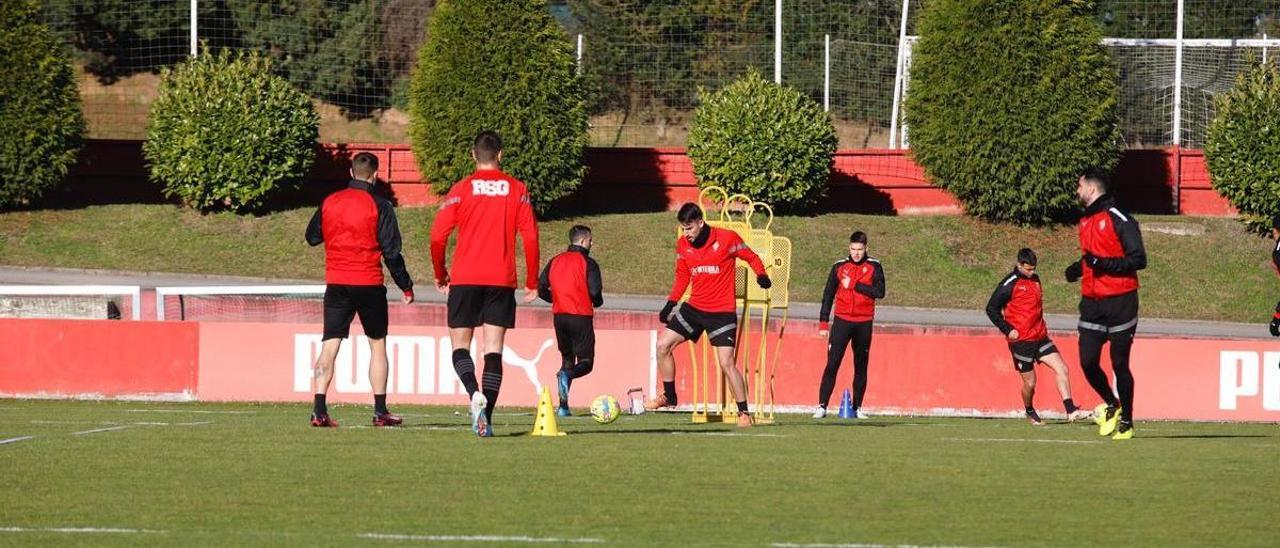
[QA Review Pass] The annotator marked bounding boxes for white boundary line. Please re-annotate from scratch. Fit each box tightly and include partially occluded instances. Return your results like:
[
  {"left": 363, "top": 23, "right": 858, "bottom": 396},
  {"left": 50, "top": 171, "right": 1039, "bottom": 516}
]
[
  {"left": 0, "top": 526, "right": 165, "bottom": 535},
  {"left": 126, "top": 409, "right": 254, "bottom": 415},
  {"left": 942, "top": 437, "right": 1103, "bottom": 445},
  {"left": 0, "top": 436, "right": 34, "bottom": 445},
  {"left": 360, "top": 533, "right": 605, "bottom": 544},
  {"left": 70, "top": 426, "right": 130, "bottom": 436}
]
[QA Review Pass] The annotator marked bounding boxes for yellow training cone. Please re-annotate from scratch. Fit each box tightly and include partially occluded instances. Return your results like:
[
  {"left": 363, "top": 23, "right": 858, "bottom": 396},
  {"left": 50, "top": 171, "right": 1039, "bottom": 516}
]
[{"left": 530, "top": 386, "right": 566, "bottom": 437}]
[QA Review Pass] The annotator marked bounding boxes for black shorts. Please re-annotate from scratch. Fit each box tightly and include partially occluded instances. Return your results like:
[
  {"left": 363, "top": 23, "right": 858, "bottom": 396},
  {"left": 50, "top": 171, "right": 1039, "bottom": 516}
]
[
  {"left": 553, "top": 314, "right": 596, "bottom": 361},
  {"left": 1078, "top": 291, "right": 1139, "bottom": 335},
  {"left": 447, "top": 285, "right": 516, "bottom": 329},
  {"left": 666, "top": 303, "right": 738, "bottom": 347},
  {"left": 1008, "top": 337, "right": 1059, "bottom": 373},
  {"left": 323, "top": 284, "right": 388, "bottom": 340}
]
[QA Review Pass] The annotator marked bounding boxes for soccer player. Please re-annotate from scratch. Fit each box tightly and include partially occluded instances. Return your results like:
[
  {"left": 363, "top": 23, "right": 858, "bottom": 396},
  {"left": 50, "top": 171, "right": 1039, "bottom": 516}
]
[
  {"left": 814, "top": 231, "right": 884, "bottom": 419},
  {"left": 648, "top": 203, "right": 772, "bottom": 427},
  {"left": 985, "top": 248, "right": 1091, "bottom": 425},
  {"left": 304, "top": 152, "right": 414, "bottom": 428},
  {"left": 1064, "top": 168, "right": 1146, "bottom": 440},
  {"left": 1269, "top": 216, "right": 1280, "bottom": 338},
  {"left": 430, "top": 131, "right": 540, "bottom": 438},
  {"left": 537, "top": 225, "right": 604, "bottom": 416}
]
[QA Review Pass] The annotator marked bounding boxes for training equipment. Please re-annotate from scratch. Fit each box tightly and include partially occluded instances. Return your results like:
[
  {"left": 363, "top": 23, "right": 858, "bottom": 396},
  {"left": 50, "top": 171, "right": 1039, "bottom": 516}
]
[
  {"left": 531, "top": 387, "right": 566, "bottom": 436},
  {"left": 626, "top": 388, "right": 646, "bottom": 415},
  {"left": 590, "top": 394, "right": 621, "bottom": 424},
  {"left": 0, "top": 285, "right": 141, "bottom": 320},
  {"left": 837, "top": 389, "right": 856, "bottom": 419},
  {"left": 686, "top": 186, "right": 792, "bottom": 426}
]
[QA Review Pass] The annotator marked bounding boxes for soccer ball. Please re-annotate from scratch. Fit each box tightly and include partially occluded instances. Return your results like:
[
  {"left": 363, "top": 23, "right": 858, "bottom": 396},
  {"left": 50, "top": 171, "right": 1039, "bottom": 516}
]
[{"left": 590, "top": 394, "right": 621, "bottom": 424}]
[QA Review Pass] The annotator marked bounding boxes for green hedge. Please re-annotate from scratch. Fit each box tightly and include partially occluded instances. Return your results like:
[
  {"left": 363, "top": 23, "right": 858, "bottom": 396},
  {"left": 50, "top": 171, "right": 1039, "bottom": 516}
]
[
  {"left": 0, "top": 0, "right": 85, "bottom": 208},
  {"left": 1205, "top": 58, "right": 1280, "bottom": 232},
  {"left": 144, "top": 49, "right": 318, "bottom": 213},
  {"left": 905, "top": 0, "right": 1121, "bottom": 224},
  {"left": 408, "top": 0, "right": 587, "bottom": 213},
  {"left": 687, "top": 69, "right": 836, "bottom": 209}
]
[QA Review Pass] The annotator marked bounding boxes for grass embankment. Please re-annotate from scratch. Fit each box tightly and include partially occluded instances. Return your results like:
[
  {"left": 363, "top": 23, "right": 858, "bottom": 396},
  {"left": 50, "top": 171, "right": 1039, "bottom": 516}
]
[{"left": 0, "top": 205, "right": 1272, "bottom": 322}]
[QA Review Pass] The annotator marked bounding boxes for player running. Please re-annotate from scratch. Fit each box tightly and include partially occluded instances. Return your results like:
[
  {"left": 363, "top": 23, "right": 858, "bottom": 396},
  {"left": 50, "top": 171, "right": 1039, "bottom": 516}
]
[
  {"left": 304, "top": 152, "right": 414, "bottom": 428},
  {"left": 430, "top": 131, "right": 540, "bottom": 437},
  {"left": 985, "top": 248, "right": 1090, "bottom": 425},
  {"left": 538, "top": 225, "right": 604, "bottom": 416},
  {"left": 648, "top": 203, "right": 772, "bottom": 427},
  {"left": 1064, "top": 169, "right": 1146, "bottom": 440},
  {"left": 814, "top": 231, "right": 884, "bottom": 419}
]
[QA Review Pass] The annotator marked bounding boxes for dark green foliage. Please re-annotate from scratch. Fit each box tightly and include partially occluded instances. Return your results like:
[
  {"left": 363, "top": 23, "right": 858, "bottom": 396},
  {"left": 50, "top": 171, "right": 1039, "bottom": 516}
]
[
  {"left": 687, "top": 69, "right": 836, "bottom": 209},
  {"left": 1205, "top": 58, "right": 1280, "bottom": 233},
  {"left": 0, "top": 0, "right": 85, "bottom": 208},
  {"left": 144, "top": 49, "right": 318, "bottom": 213},
  {"left": 408, "top": 0, "right": 587, "bottom": 213},
  {"left": 905, "top": 0, "right": 1121, "bottom": 224}
]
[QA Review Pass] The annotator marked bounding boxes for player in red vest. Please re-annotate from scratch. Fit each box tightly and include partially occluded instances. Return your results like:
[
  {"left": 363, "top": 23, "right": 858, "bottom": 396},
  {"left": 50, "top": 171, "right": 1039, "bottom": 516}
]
[
  {"left": 537, "top": 225, "right": 604, "bottom": 416},
  {"left": 647, "top": 203, "right": 771, "bottom": 427},
  {"left": 1064, "top": 169, "right": 1146, "bottom": 440},
  {"left": 430, "top": 131, "right": 540, "bottom": 437},
  {"left": 986, "top": 248, "right": 1090, "bottom": 425},
  {"left": 814, "top": 231, "right": 884, "bottom": 419},
  {"left": 304, "top": 152, "right": 415, "bottom": 428}
]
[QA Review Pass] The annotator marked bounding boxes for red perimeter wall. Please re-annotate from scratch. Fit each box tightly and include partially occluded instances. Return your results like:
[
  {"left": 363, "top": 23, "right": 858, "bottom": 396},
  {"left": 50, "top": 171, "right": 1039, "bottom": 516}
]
[{"left": 61, "top": 140, "right": 1231, "bottom": 216}]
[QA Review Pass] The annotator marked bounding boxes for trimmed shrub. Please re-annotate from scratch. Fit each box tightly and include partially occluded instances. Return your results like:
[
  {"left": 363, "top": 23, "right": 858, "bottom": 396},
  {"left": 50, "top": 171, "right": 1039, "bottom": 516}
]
[
  {"left": 687, "top": 69, "right": 836, "bottom": 209},
  {"left": 144, "top": 49, "right": 318, "bottom": 213},
  {"left": 905, "top": 0, "right": 1121, "bottom": 224},
  {"left": 408, "top": 0, "right": 587, "bottom": 213},
  {"left": 0, "top": 0, "right": 85, "bottom": 208},
  {"left": 1205, "top": 58, "right": 1280, "bottom": 232}
]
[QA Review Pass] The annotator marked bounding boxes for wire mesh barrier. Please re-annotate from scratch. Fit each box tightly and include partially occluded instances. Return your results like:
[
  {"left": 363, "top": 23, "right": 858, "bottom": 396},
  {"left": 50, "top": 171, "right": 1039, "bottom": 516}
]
[{"left": 38, "top": 0, "right": 1280, "bottom": 148}]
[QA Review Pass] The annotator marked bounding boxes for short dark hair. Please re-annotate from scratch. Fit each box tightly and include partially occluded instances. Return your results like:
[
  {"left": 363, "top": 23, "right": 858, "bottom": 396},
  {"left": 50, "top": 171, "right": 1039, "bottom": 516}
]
[
  {"left": 1017, "top": 247, "right": 1037, "bottom": 266},
  {"left": 1081, "top": 168, "right": 1109, "bottom": 192},
  {"left": 569, "top": 224, "right": 591, "bottom": 243},
  {"left": 676, "top": 202, "right": 703, "bottom": 224},
  {"left": 1272, "top": 215, "right": 1280, "bottom": 231},
  {"left": 849, "top": 231, "right": 868, "bottom": 245},
  {"left": 351, "top": 152, "right": 378, "bottom": 179},
  {"left": 473, "top": 130, "right": 503, "bottom": 163}
]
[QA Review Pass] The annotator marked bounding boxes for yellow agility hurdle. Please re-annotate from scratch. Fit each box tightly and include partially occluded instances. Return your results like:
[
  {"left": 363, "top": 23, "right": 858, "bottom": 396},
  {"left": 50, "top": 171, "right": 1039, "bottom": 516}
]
[{"left": 684, "top": 186, "right": 792, "bottom": 424}]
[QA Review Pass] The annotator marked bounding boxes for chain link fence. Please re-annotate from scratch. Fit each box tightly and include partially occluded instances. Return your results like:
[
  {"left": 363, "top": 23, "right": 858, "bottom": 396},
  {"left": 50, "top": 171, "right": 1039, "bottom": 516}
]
[{"left": 40, "top": 0, "right": 1280, "bottom": 148}]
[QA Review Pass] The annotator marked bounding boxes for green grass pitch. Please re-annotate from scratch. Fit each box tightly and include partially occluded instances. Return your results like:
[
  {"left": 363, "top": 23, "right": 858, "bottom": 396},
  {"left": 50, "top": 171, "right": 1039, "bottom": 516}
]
[{"left": 1, "top": 400, "right": 1276, "bottom": 547}]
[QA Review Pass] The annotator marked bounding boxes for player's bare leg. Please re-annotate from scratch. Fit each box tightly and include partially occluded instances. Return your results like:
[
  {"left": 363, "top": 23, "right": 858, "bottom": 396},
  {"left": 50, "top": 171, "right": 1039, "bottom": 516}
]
[
  {"left": 310, "top": 337, "right": 342, "bottom": 426},
  {"left": 367, "top": 337, "right": 401, "bottom": 426},
  {"left": 1020, "top": 370, "right": 1042, "bottom": 425},
  {"left": 646, "top": 329, "right": 686, "bottom": 409},
  {"left": 714, "top": 345, "right": 753, "bottom": 427},
  {"left": 1041, "top": 352, "right": 1090, "bottom": 421}
]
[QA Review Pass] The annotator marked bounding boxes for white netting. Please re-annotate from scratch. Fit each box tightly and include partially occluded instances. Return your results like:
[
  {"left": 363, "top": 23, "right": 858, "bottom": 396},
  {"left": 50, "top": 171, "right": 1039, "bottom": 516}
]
[
  {"left": 156, "top": 285, "right": 326, "bottom": 323},
  {"left": 0, "top": 286, "right": 140, "bottom": 320}
]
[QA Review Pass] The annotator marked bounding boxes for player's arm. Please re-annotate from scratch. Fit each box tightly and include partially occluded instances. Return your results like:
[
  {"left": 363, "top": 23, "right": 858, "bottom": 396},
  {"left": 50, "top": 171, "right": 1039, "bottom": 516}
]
[
  {"left": 818, "top": 263, "right": 839, "bottom": 332},
  {"left": 729, "top": 236, "right": 771, "bottom": 288},
  {"left": 587, "top": 257, "right": 604, "bottom": 308},
  {"left": 1271, "top": 300, "right": 1280, "bottom": 337},
  {"left": 429, "top": 193, "right": 461, "bottom": 287},
  {"left": 1087, "top": 212, "right": 1147, "bottom": 273},
  {"left": 985, "top": 277, "right": 1015, "bottom": 336},
  {"left": 375, "top": 199, "right": 413, "bottom": 299},
  {"left": 517, "top": 192, "right": 541, "bottom": 293},
  {"left": 537, "top": 258, "right": 553, "bottom": 304},
  {"left": 305, "top": 206, "right": 324, "bottom": 246},
  {"left": 854, "top": 261, "right": 886, "bottom": 299},
  {"left": 1271, "top": 242, "right": 1280, "bottom": 275}
]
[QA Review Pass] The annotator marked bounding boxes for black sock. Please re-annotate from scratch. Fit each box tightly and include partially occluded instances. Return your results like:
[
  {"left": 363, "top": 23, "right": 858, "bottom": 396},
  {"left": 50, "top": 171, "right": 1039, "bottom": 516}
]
[
  {"left": 736, "top": 400, "right": 748, "bottom": 413},
  {"left": 1025, "top": 406, "right": 1036, "bottom": 416},
  {"left": 1063, "top": 398, "right": 1077, "bottom": 413},
  {"left": 451, "top": 349, "right": 480, "bottom": 396},
  {"left": 663, "top": 381, "right": 677, "bottom": 404},
  {"left": 374, "top": 394, "right": 388, "bottom": 414},
  {"left": 313, "top": 394, "right": 327, "bottom": 416},
  {"left": 482, "top": 353, "right": 503, "bottom": 421}
]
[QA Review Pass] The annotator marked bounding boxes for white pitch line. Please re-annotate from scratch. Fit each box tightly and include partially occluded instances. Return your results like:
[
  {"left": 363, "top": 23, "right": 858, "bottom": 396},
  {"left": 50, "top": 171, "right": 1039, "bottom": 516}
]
[
  {"left": 125, "top": 409, "right": 255, "bottom": 415},
  {"left": 71, "top": 426, "right": 130, "bottom": 436},
  {"left": 360, "top": 533, "right": 605, "bottom": 544},
  {"left": 0, "top": 436, "right": 34, "bottom": 446},
  {"left": 942, "top": 437, "right": 1103, "bottom": 445},
  {"left": 670, "top": 431, "right": 787, "bottom": 438},
  {"left": 0, "top": 526, "right": 165, "bottom": 535}
]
